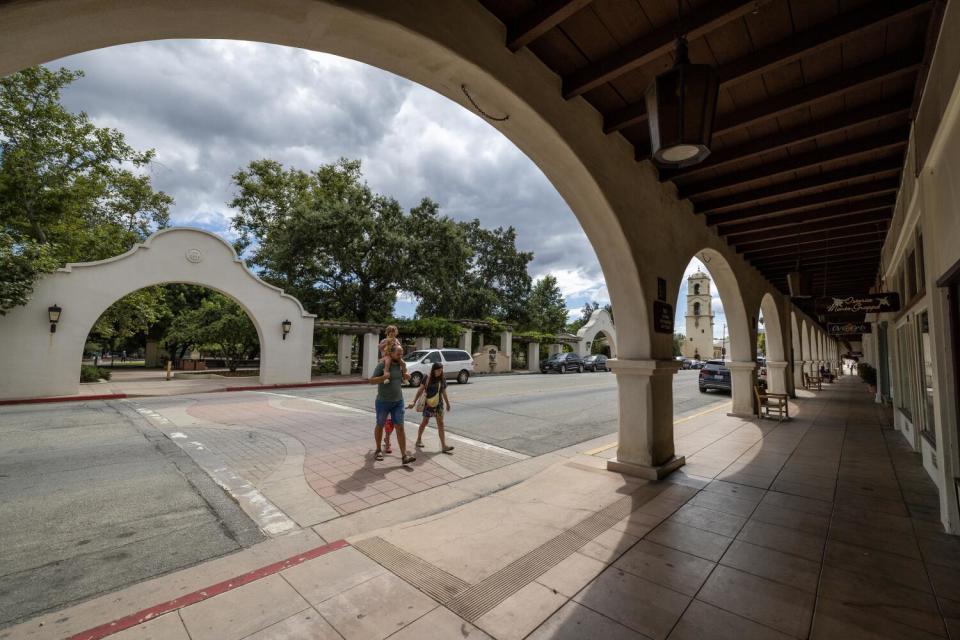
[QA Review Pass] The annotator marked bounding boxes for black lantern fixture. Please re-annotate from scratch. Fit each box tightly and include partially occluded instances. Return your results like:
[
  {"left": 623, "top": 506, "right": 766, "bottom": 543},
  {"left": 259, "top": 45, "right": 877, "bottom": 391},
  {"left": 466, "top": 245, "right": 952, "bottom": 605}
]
[
  {"left": 645, "top": 3, "right": 719, "bottom": 168},
  {"left": 48, "top": 304, "right": 62, "bottom": 333},
  {"left": 282, "top": 319, "right": 292, "bottom": 340}
]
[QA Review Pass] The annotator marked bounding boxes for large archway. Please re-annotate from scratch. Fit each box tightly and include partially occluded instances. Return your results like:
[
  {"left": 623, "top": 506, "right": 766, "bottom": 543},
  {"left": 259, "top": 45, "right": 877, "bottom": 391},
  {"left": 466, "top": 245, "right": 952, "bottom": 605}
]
[
  {"left": 576, "top": 309, "right": 617, "bottom": 358},
  {"left": 0, "top": 228, "right": 315, "bottom": 399},
  {"left": 758, "top": 293, "right": 788, "bottom": 395}
]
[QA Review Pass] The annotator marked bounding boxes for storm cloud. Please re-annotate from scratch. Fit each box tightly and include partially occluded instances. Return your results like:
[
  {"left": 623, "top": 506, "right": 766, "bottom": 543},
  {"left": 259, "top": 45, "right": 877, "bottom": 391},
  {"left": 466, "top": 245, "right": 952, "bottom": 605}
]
[{"left": 50, "top": 40, "right": 609, "bottom": 316}]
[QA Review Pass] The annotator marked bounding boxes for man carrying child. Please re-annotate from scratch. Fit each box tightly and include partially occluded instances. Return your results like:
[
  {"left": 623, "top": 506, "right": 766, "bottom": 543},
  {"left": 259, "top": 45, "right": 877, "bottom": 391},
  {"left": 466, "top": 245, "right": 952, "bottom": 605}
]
[{"left": 369, "top": 344, "right": 416, "bottom": 465}]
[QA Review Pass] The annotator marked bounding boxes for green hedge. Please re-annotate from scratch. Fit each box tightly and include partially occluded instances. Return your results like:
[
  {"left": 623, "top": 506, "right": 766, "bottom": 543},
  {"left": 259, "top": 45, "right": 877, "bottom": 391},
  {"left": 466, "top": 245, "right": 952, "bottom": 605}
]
[
  {"left": 80, "top": 365, "right": 112, "bottom": 382},
  {"left": 396, "top": 317, "right": 462, "bottom": 343},
  {"left": 514, "top": 330, "right": 565, "bottom": 344},
  {"left": 312, "top": 355, "right": 339, "bottom": 376}
]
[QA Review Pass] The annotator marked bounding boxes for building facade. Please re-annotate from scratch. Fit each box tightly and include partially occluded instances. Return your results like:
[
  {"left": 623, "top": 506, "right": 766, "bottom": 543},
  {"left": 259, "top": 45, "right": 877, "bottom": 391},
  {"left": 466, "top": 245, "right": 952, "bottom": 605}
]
[
  {"left": 682, "top": 270, "right": 714, "bottom": 361},
  {"left": 861, "top": 0, "right": 960, "bottom": 534}
]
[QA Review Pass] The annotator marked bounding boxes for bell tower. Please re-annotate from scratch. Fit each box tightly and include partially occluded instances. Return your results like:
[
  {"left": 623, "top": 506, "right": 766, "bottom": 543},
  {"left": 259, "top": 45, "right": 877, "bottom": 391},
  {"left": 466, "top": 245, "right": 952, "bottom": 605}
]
[{"left": 682, "top": 268, "right": 714, "bottom": 360}]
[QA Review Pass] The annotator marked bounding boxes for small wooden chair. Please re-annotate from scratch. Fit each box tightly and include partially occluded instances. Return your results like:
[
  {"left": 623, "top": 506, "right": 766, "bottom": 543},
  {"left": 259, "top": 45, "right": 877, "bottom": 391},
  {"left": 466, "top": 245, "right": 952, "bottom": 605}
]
[{"left": 755, "top": 384, "right": 789, "bottom": 421}]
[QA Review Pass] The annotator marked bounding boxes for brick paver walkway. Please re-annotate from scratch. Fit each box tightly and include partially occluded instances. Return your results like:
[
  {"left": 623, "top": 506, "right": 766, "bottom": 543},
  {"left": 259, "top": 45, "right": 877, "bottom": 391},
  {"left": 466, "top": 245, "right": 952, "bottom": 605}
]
[{"left": 182, "top": 393, "right": 517, "bottom": 515}]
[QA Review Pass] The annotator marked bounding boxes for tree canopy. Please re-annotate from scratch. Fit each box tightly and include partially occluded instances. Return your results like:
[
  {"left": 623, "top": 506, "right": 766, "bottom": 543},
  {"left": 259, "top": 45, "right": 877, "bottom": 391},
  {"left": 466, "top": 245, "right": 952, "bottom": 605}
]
[
  {"left": 525, "top": 275, "right": 568, "bottom": 334},
  {"left": 229, "top": 158, "right": 534, "bottom": 323},
  {"left": 0, "top": 66, "right": 172, "bottom": 314}
]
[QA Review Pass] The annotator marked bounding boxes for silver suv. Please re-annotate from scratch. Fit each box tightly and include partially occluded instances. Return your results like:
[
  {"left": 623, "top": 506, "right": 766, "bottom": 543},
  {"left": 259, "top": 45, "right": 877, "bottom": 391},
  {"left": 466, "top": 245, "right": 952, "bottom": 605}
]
[{"left": 402, "top": 349, "right": 475, "bottom": 386}]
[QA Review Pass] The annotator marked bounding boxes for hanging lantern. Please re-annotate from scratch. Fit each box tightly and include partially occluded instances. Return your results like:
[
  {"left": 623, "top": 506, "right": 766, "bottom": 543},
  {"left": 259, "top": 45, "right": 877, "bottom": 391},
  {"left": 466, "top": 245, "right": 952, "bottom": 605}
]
[{"left": 645, "top": 37, "right": 719, "bottom": 167}]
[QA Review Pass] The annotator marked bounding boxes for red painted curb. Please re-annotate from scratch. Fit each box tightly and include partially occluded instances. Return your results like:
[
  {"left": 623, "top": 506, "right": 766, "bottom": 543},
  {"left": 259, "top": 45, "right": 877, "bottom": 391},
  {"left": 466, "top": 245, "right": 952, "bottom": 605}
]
[
  {"left": 66, "top": 539, "right": 349, "bottom": 640},
  {"left": 0, "top": 393, "right": 127, "bottom": 406},
  {"left": 221, "top": 379, "right": 368, "bottom": 392}
]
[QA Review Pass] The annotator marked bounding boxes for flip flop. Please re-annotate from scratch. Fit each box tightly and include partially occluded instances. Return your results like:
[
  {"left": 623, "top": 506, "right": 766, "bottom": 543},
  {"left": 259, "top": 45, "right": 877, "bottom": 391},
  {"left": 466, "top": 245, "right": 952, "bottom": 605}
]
[
  {"left": 442, "top": 446, "right": 455, "bottom": 454},
  {"left": 375, "top": 450, "right": 384, "bottom": 461},
  {"left": 402, "top": 454, "right": 416, "bottom": 465},
  {"left": 415, "top": 441, "right": 425, "bottom": 448}
]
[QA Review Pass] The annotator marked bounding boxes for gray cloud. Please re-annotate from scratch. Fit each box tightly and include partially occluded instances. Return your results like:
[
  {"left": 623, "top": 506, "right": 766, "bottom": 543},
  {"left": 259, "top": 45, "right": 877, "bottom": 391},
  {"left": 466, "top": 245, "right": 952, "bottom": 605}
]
[{"left": 52, "top": 40, "right": 607, "bottom": 304}]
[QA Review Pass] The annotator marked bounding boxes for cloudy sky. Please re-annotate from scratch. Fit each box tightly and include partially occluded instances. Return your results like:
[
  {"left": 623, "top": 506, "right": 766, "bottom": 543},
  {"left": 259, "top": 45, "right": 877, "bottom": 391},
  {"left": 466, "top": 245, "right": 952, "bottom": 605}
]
[{"left": 51, "top": 39, "right": 725, "bottom": 335}]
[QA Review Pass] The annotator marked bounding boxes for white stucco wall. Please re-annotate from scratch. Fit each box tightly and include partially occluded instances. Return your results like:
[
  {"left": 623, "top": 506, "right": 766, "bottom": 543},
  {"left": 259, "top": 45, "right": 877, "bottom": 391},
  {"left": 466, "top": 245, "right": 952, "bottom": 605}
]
[
  {"left": 576, "top": 309, "right": 617, "bottom": 357},
  {"left": 0, "top": 228, "right": 315, "bottom": 399}
]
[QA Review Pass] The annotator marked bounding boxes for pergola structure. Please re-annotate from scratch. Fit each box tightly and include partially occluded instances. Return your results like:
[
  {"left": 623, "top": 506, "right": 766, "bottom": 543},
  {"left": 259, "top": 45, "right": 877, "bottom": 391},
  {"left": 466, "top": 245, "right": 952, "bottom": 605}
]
[{"left": 481, "top": 0, "right": 943, "bottom": 302}]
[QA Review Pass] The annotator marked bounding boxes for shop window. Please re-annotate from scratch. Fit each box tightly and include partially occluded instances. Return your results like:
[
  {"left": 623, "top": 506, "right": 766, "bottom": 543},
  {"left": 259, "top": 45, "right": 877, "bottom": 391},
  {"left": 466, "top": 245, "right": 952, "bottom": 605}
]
[
  {"left": 918, "top": 311, "right": 936, "bottom": 447},
  {"left": 896, "top": 319, "right": 915, "bottom": 420},
  {"left": 906, "top": 251, "right": 917, "bottom": 301}
]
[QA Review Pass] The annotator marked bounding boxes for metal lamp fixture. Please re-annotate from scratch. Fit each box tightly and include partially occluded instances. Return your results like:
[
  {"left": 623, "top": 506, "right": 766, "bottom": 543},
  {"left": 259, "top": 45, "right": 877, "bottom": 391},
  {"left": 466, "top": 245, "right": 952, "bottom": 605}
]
[
  {"left": 645, "top": 3, "right": 719, "bottom": 168},
  {"left": 48, "top": 304, "right": 62, "bottom": 333},
  {"left": 282, "top": 319, "right": 292, "bottom": 340}
]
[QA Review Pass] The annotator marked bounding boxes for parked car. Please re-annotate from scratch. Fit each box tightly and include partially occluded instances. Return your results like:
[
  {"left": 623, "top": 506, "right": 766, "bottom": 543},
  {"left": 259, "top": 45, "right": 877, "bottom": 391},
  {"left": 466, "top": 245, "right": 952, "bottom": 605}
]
[
  {"left": 403, "top": 349, "right": 474, "bottom": 386},
  {"left": 583, "top": 354, "right": 609, "bottom": 372},
  {"left": 540, "top": 352, "right": 584, "bottom": 374},
  {"left": 690, "top": 360, "right": 706, "bottom": 369},
  {"left": 676, "top": 357, "right": 693, "bottom": 370},
  {"left": 699, "top": 359, "right": 731, "bottom": 393}
]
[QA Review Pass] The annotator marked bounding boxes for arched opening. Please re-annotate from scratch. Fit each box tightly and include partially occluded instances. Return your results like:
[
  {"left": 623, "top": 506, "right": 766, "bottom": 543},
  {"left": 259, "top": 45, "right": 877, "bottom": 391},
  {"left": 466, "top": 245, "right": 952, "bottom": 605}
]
[
  {"left": 757, "top": 293, "right": 787, "bottom": 395},
  {"left": 791, "top": 311, "right": 802, "bottom": 395},
  {"left": 83, "top": 284, "right": 263, "bottom": 382},
  {"left": 673, "top": 250, "right": 752, "bottom": 415}
]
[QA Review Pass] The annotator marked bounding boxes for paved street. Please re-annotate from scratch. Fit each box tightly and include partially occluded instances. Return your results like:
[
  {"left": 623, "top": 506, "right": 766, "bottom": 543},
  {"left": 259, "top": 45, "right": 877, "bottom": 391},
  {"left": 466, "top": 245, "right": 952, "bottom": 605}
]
[
  {"left": 0, "top": 370, "right": 725, "bottom": 630},
  {"left": 291, "top": 369, "right": 726, "bottom": 456},
  {"left": 0, "top": 402, "right": 262, "bottom": 628}
]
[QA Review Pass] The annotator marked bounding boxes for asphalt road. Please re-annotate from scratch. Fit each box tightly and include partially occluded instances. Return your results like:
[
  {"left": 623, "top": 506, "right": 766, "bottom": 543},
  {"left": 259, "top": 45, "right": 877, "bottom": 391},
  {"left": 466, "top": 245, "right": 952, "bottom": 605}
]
[
  {"left": 291, "top": 368, "right": 727, "bottom": 456},
  {"left": 0, "top": 402, "right": 262, "bottom": 628}
]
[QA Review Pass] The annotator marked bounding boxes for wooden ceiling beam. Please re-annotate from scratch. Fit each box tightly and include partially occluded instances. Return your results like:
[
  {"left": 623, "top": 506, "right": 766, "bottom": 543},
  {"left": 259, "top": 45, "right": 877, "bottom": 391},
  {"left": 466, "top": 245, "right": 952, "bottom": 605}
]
[
  {"left": 711, "top": 52, "right": 922, "bottom": 139},
  {"left": 705, "top": 179, "right": 900, "bottom": 225},
  {"left": 745, "top": 238, "right": 884, "bottom": 261},
  {"left": 507, "top": 0, "right": 594, "bottom": 51},
  {"left": 692, "top": 157, "right": 902, "bottom": 212},
  {"left": 665, "top": 96, "right": 911, "bottom": 181},
  {"left": 735, "top": 224, "right": 889, "bottom": 253},
  {"left": 720, "top": 196, "right": 895, "bottom": 237},
  {"left": 679, "top": 128, "right": 908, "bottom": 199},
  {"left": 761, "top": 257, "right": 883, "bottom": 275},
  {"left": 562, "top": 0, "right": 768, "bottom": 99},
  {"left": 604, "top": 1, "right": 931, "bottom": 133},
  {"left": 753, "top": 249, "right": 883, "bottom": 269},
  {"left": 731, "top": 210, "right": 892, "bottom": 246}
]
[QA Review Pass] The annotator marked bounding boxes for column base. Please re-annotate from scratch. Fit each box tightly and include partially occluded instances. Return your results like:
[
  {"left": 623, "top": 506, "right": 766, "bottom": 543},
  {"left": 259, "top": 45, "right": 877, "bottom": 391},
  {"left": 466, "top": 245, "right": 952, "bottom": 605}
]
[{"left": 607, "top": 455, "right": 685, "bottom": 480}]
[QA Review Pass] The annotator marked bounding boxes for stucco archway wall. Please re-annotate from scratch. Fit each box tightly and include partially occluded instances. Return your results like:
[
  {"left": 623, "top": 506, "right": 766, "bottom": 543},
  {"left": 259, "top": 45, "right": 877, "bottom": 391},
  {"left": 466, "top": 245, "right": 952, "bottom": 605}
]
[
  {"left": 758, "top": 293, "right": 789, "bottom": 395},
  {"left": 576, "top": 309, "right": 617, "bottom": 357},
  {"left": 0, "top": 228, "right": 315, "bottom": 399}
]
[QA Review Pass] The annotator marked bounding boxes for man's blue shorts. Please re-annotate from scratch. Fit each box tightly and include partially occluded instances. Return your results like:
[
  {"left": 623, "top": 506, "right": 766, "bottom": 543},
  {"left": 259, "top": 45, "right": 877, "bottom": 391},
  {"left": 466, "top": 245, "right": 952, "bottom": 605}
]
[{"left": 375, "top": 399, "right": 405, "bottom": 428}]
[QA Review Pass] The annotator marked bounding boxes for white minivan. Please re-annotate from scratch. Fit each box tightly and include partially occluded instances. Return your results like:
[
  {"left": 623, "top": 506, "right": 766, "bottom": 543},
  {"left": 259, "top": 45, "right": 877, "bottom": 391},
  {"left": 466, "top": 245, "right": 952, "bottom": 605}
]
[{"left": 402, "top": 348, "right": 474, "bottom": 386}]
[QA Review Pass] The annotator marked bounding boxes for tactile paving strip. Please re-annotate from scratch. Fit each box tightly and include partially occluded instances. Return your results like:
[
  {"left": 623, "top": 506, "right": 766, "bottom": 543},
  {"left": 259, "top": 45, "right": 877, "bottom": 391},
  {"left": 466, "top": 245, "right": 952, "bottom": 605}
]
[{"left": 352, "top": 536, "right": 470, "bottom": 603}]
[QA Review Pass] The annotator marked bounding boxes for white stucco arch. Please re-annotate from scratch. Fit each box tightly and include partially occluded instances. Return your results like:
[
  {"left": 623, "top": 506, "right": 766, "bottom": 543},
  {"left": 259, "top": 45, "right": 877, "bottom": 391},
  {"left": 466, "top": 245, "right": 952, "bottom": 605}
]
[
  {"left": 680, "top": 249, "right": 752, "bottom": 364},
  {"left": 575, "top": 309, "right": 617, "bottom": 358},
  {"left": 0, "top": 228, "right": 315, "bottom": 399}
]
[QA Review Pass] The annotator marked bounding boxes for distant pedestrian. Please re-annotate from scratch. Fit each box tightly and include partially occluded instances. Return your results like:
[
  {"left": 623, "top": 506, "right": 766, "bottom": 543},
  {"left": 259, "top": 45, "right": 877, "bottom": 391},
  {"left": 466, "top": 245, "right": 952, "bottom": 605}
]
[
  {"left": 409, "top": 363, "right": 454, "bottom": 454},
  {"left": 369, "top": 344, "right": 415, "bottom": 464}
]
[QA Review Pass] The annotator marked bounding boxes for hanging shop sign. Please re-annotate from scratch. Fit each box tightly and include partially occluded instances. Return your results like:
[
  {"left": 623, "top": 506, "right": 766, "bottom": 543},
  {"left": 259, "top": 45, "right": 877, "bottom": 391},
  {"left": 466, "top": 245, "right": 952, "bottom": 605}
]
[
  {"left": 814, "top": 293, "right": 901, "bottom": 315},
  {"left": 828, "top": 322, "right": 871, "bottom": 336},
  {"left": 653, "top": 300, "right": 674, "bottom": 333}
]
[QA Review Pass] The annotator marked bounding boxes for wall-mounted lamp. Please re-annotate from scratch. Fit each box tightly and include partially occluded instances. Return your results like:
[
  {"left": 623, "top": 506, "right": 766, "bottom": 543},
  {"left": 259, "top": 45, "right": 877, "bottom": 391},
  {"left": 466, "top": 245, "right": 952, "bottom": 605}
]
[
  {"left": 282, "top": 319, "right": 292, "bottom": 340},
  {"left": 48, "top": 304, "right": 62, "bottom": 333}
]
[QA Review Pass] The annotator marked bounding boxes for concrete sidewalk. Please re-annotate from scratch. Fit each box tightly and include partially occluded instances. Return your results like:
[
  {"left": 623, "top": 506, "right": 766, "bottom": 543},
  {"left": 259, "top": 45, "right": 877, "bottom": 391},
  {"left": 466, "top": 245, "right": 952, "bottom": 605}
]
[{"left": 4, "top": 377, "right": 959, "bottom": 639}]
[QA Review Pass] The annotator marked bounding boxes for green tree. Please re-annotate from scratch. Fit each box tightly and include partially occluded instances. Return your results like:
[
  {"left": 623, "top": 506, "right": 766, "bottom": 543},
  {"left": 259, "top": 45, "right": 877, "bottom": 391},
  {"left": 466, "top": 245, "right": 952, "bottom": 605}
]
[
  {"left": 163, "top": 294, "right": 259, "bottom": 371},
  {"left": 757, "top": 331, "right": 767, "bottom": 357},
  {"left": 0, "top": 66, "right": 172, "bottom": 314},
  {"left": 525, "top": 275, "right": 568, "bottom": 334},
  {"left": 673, "top": 333, "right": 685, "bottom": 357},
  {"left": 457, "top": 220, "right": 533, "bottom": 322}
]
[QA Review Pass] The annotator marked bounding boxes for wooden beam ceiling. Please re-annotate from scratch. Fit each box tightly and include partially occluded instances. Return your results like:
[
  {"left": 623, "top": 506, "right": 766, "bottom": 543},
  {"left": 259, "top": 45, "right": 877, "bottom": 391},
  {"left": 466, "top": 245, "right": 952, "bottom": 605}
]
[
  {"left": 705, "top": 179, "right": 901, "bottom": 226},
  {"left": 562, "top": 0, "right": 768, "bottom": 99},
  {"left": 744, "top": 239, "right": 885, "bottom": 261},
  {"left": 735, "top": 224, "right": 889, "bottom": 253},
  {"left": 507, "top": 0, "right": 593, "bottom": 51},
  {"left": 603, "top": 1, "right": 931, "bottom": 134},
  {"left": 720, "top": 197, "right": 895, "bottom": 238}
]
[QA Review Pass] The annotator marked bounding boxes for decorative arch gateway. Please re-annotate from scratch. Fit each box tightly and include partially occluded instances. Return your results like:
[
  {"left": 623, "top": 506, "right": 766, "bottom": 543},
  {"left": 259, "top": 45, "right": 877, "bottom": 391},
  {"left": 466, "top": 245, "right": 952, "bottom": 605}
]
[
  {"left": 0, "top": 228, "right": 315, "bottom": 400},
  {"left": 575, "top": 309, "right": 618, "bottom": 358}
]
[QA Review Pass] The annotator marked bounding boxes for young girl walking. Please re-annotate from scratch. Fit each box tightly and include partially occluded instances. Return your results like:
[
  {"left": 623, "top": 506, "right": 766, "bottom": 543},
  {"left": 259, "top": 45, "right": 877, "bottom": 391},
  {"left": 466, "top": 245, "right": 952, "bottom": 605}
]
[{"left": 407, "top": 363, "right": 454, "bottom": 453}]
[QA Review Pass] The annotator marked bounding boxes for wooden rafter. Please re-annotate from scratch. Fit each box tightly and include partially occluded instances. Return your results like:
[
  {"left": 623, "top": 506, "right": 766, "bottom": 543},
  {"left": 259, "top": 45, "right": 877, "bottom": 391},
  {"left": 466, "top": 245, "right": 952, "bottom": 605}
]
[
  {"left": 735, "top": 224, "right": 890, "bottom": 253},
  {"left": 745, "top": 237, "right": 886, "bottom": 260},
  {"left": 603, "top": 1, "right": 931, "bottom": 133},
  {"left": 691, "top": 157, "right": 902, "bottom": 211},
  {"left": 731, "top": 210, "right": 892, "bottom": 246},
  {"left": 507, "top": 0, "right": 593, "bottom": 51},
  {"left": 679, "top": 129, "right": 908, "bottom": 199},
  {"left": 752, "top": 248, "right": 883, "bottom": 268},
  {"left": 562, "top": 0, "right": 768, "bottom": 99},
  {"left": 665, "top": 97, "right": 911, "bottom": 181},
  {"left": 719, "top": 196, "right": 895, "bottom": 237}
]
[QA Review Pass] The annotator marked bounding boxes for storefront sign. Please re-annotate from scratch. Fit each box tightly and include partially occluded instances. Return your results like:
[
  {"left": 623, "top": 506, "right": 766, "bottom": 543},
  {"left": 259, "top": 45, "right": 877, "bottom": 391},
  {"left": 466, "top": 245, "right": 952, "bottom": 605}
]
[
  {"left": 814, "top": 293, "right": 901, "bottom": 314},
  {"left": 828, "top": 322, "right": 872, "bottom": 336},
  {"left": 653, "top": 300, "right": 674, "bottom": 333}
]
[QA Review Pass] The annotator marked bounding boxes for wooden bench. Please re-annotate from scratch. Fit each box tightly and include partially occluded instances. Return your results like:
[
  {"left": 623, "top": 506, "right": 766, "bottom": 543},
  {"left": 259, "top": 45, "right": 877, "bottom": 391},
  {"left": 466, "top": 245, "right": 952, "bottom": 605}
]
[
  {"left": 755, "top": 384, "right": 789, "bottom": 421},
  {"left": 802, "top": 372, "right": 822, "bottom": 391}
]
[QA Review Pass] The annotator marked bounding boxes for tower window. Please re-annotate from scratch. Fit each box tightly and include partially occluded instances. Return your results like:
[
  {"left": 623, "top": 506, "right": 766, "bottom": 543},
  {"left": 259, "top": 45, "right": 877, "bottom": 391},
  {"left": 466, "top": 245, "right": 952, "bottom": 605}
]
[
  {"left": 693, "top": 283, "right": 700, "bottom": 295},
  {"left": 693, "top": 302, "right": 701, "bottom": 315}
]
